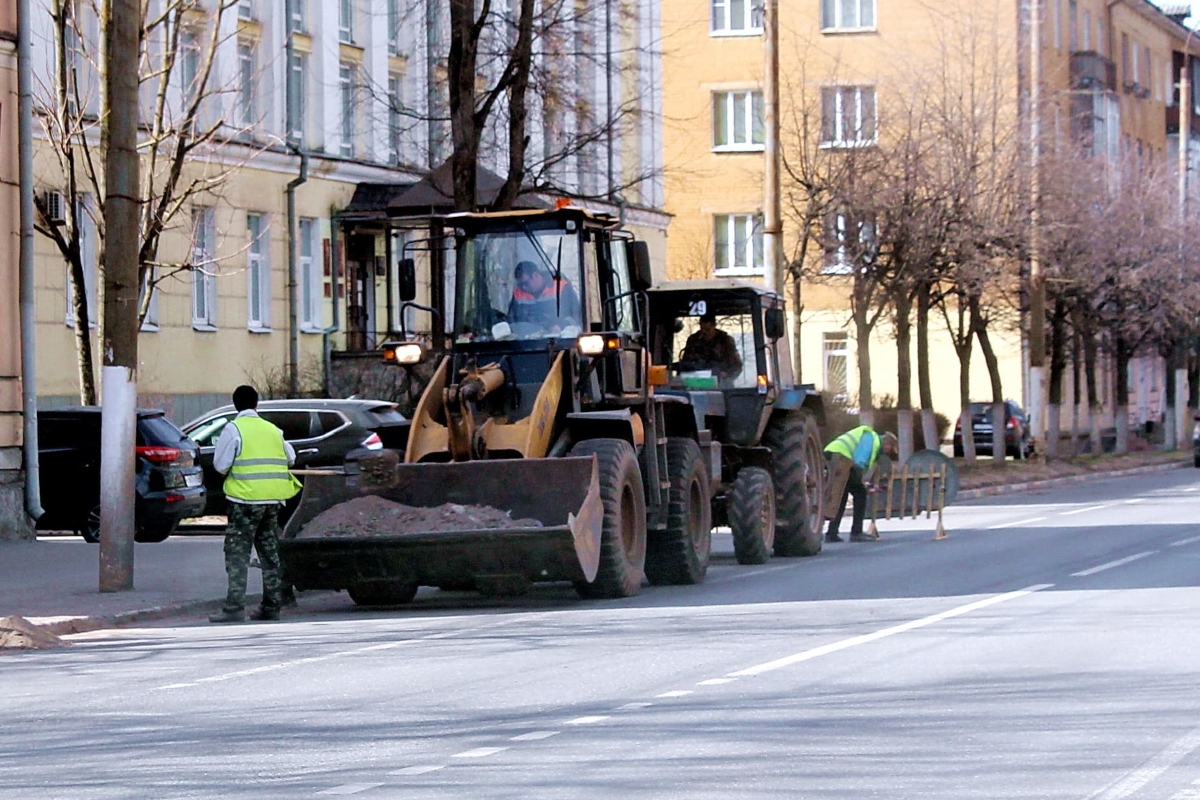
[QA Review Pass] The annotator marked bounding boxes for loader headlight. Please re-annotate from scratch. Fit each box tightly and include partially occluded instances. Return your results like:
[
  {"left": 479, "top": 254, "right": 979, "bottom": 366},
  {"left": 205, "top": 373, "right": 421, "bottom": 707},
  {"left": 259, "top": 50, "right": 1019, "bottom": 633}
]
[
  {"left": 382, "top": 341, "right": 423, "bottom": 365},
  {"left": 577, "top": 334, "right": 607, "bottom": 355}
]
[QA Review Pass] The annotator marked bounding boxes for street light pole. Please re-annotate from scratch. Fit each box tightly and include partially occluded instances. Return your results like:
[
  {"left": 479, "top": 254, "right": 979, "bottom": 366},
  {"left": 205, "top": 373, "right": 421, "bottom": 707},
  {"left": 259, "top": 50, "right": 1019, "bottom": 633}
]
[
  {"left": 1177, "top": 34, "right": 1194, "bottom": 451},
  {"left": 762, "top": 0, "right": 782, "bottom": 295},
  {"left": 1029, "top": 0, "right": 1046, "bottom": 456}
]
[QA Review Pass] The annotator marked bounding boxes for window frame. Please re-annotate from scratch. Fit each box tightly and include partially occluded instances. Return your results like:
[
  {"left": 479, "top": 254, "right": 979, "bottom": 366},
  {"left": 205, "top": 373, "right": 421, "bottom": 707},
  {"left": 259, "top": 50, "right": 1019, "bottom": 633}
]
[
  {"left": 340, "top": 61, "right": 358, "bottom": 159},
  {"left": 191, "top": 207, "right": 218, "bottom": 331},
  {"left": 388, "top": 72, "right": 404, "bottom": 166},
  {"left": 712, "top": 90, "right": 765, "bottom": 151},
  {"left": 339, "top": 0, "right": 355, "bottom": 44},
  {"left": 823, "top": 210, "right": 876, "bottom": 274},
  {"left": 820, "top": 85, "right": 877, "bottom": 148},
  {"left": 65, "top": 196, "right": 98, "bottom": 329},
  {"left": 246, "top": 213, "right": 270, "bottom": 331},
  {"left": 299, "top": 217, "right": 323, "bottom": 332},
  {"left": 287, "top": 51, "right": 307, "bottom": 145},
  {"left": 713, "top": 213, "right": 765, "bottom": 276},
  {"left": 820, "top": 0, "right": 876, "bottom": 32},
  {"left": 710, "top": 0, "right": 763, "bottom": 36},
  {"left": 237, "top": 38, "right": 256, "bottom": 128}
]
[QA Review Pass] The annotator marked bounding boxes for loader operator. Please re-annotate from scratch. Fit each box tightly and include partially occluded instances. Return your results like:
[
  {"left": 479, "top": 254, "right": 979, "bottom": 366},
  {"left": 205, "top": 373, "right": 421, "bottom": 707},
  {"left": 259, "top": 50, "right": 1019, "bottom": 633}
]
[
  {"left": 507, "top": 260, "right": 581, "bottom": 334},
  {"left": 823, "top": 426, "right": 898, "bottom": 543},
  {"left": 679, "top": 313, "right": 743, "bottom": 383}
]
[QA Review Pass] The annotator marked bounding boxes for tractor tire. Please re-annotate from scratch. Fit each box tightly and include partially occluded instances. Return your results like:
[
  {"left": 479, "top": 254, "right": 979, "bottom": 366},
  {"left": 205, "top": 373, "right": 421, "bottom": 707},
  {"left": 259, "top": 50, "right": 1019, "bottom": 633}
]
[
  {"left": 645, "top": 438, "right": 712, "bottom": 585},
  {"left": 728, "top": 467, "right": 776, "bottom": 565},
  {"left": 763, "top": 411, "right": 825, "bottom": 558},
  {"left": 570, "top": 438, "right": 647, "bottom": 599},
  {"left": 347, "top": 581, "right": 419, "bottom": 607}
]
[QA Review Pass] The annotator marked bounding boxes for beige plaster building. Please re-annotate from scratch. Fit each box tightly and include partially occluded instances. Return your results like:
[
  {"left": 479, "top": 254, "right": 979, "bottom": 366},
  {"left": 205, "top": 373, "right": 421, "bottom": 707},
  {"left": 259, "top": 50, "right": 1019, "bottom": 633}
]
[{"left": 661, "top": 0, "right": 1197, "bottom": 428}]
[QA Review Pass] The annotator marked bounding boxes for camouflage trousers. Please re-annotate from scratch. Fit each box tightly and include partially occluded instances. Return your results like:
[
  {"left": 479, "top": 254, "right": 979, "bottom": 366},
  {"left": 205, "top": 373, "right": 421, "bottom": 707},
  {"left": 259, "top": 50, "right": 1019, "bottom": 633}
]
[{"left": 222, "top": 502, "right": 284, "bottom": 613}]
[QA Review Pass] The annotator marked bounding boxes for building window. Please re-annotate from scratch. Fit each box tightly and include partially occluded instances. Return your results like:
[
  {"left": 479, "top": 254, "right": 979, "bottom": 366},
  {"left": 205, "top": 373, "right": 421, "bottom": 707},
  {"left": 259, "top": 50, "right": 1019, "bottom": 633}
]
[
  {"left": 713, "top": 91, "right": 764, "bottom": 151},
  {"left": 820, "top": 0, "right": 874, "bottom": 31},
  {"left": 823, "top": 332, "right": 850, "bottom": 402},
  {"left": 711, "top": 0, "right": 763, "bottom": 35},
  {"left": 388, "top": 0, "right": 402, "bottom": 56},
  {"left": 340, "top": 62, "right": 358, "bottom": 158},
  {"left": 388, "top": 73, "right": 404, "bottom": 166},
  {"left": 824, "top": 211, "right": 875, "bottom": 274},
  {"left": 299, "top": 218, "right": 321, "bottom": 331},
  {"left": 237, "top": 40, "right": 256, "bottom": 128},
  {"left": 288, "top": 0, "right": 306, "bottom": 34},
  {"left": 192, "top": 207, "right": 217, "bottom": 329},
  {"left": 179, "top": 28, "right": 202, "bottom": 113},
  {"left": 238, "top": 0, "right": 255, "bottom": 20},
  {"left": 714, "top": 214, "right": 763, "bottom": 275},
  {"left": 287, "top": 51, "right": 306, "bottom": 144},
  {"left": 339, "top": 0, "right": 355, "bottom": 44},
  {"left": 1082, "top": 9, "right": 1091, "bottom": 50},
  {"left": 247, "top": 213, "right": 269, "bottom": 330},
  {"left": 820, "top": 86, "right": 876, "bottom": 147},
  {"left": 65, "top": 197, "right": 98, "bottom": 328},
  {"left": 139, "top": 266, "right": 160, "bottom": 332}
]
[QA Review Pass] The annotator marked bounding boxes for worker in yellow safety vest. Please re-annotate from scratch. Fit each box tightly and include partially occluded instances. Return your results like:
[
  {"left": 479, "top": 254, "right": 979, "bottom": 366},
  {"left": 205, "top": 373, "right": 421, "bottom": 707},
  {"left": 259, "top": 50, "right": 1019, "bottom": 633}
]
[
  {"left": 208, "top": 384, "right": 301, "bottom": 623},
  {"left": 823, "top": 425, "right": 898, "bottom": 543}
]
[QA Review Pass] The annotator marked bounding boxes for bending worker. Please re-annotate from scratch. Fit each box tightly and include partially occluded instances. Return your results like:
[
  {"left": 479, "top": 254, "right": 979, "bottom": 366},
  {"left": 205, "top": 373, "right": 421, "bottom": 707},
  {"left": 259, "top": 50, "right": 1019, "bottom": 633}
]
[{"left": 823, "top": 425, "right": 898, "bottom": 543}]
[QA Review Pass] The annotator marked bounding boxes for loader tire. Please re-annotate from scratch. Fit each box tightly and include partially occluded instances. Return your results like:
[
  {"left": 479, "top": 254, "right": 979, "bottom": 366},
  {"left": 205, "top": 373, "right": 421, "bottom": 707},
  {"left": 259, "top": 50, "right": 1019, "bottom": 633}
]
[
  {"left": 570, "top": 438, "right": 647, "bottom": 599},
  {"left": 645, "top": 438, "right": 712, "bottom": 585},
  {"left": 729, "top": 467, "right": 776, "bottom": 565},
  {"left": 347, "top": 581, "right": 419, "bottom": 607},
  {"left": 763, "top": 411, "right": 825, "bottom": 557}
]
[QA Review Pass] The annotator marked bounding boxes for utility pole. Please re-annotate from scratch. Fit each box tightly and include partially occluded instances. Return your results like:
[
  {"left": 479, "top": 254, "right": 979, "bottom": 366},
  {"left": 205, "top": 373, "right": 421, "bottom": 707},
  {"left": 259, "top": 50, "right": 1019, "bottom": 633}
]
[
  {"left": 98, "top": 0, "right": 140, "bottom": 591},
  {"left": 1177, "top": 41, "right": 1193, "bottom": 451},
  {"left": 762, "top": 0, "right": 782, "bottom": 294},
  {"left": 1028, "top": 0, "right": 1046, "bottom": 455}
]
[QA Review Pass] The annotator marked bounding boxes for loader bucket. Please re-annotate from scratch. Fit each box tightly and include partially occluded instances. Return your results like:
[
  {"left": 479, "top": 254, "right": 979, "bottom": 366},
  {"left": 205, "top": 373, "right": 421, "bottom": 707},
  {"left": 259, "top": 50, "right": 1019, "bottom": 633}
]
[{"left": 279, "top": 455, "right": 603, "bottom": 595}]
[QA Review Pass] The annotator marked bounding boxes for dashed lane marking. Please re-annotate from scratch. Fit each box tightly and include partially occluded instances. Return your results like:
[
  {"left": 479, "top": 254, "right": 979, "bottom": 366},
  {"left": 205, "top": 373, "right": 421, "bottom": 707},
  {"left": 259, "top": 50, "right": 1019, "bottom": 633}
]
[
  {"left": 1071, "top": 551, "right": 1155, "bottom": 577},
  {"left": 315, "top": 784, "right": 384, "bottom": 796},
  {"left": 565, "top": 716, "right": 610, "bottom": 725},
  {"left": 618, "top": 702, "right": 653, "bottom": 710},
  {"left": 451, "top": 747, "right": 508, "bottom": 759},
  {"left": 726, "top": 585, "right": 1052, "bottom": 678},
  {"left": 1061, "top": 504, "right": 1112, "bottom": 516},
  {"left": 656, "top": 690, "right": 693, "bottom": 698},
  {"left": 1170, "top": 536, "right": 1200, "bottom": 547},
  {"left": 387, "top": 765, "right": 444, "bottom": 776},
  {"left": 1124, "top": 498, "right": 1145, "bottom": 504},
  {"left": 697, "top": 678, "right": 736, "bottom": 686},
  {"left": 510, "top": 731, "right": 560, "bottom": 742},
  {"left": 988, "top": 517, "right": 1047, "bottom": 530}
]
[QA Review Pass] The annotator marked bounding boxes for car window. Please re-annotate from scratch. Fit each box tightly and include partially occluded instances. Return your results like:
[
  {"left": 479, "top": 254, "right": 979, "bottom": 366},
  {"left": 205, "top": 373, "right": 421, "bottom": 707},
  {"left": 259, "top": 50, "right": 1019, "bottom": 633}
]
[
  {"left": 137, "top": 414, "right": 189, "bottom": 447},
  {"left": 315, "top": 411, "right": 348, "bottom": 435},
  {"left": 365, "top": 405, "right": 405, "bottom": 424},
  {"left": 260, "top": 410, "right": 315, "bottom": 441},
  {"left": 38, "top": 416, "right": 93, "bottom": 451},
  {"left": 187, "top": 414, "right": 235, "bottom": 447}
]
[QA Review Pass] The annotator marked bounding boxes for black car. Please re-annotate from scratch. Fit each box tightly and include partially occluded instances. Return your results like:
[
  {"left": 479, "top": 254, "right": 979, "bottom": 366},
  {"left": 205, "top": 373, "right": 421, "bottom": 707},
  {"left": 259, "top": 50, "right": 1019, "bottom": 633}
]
[
  {"left": 182, "top": 399, "right": 409, "bottom": 516},
  {"left": 952, "top": 400, "right": 1033, "bottom": 459},
  {"left": 36, "top": 407, "right": 207, "bottom": 542}
]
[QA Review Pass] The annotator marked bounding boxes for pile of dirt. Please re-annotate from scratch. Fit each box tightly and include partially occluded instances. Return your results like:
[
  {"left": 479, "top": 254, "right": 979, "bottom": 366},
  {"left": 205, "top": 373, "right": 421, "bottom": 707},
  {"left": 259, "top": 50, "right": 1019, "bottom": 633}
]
[
  {"left": 296, "top": 494, "right": 543, "bottom": 538},
  {"left": 0, "top": 616, "right": 66, "bottom": 650}
]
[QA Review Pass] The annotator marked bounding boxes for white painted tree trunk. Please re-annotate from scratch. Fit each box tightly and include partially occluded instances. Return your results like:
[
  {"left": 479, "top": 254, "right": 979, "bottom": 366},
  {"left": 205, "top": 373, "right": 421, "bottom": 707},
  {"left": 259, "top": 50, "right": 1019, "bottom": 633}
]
[{"left": 99, "top": 366, "right": 137, "bottom": 589}]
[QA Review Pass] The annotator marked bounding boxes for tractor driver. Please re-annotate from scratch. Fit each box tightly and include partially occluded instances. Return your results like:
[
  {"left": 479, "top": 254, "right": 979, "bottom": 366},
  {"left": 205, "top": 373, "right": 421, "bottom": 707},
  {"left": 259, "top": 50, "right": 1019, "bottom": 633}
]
[
  {"left": 507, "top": 260, "right": 581, "bottom": 333},
  {"left": 680, "top": 313, "right": 743, "bottom": 382}
]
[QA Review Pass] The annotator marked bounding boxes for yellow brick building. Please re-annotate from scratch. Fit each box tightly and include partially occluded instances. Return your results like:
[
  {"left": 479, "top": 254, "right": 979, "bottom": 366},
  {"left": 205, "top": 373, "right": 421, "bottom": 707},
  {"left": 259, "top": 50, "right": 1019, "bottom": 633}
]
[{"left": 662, "top": 0, "right": 1195, "bottom": 428}]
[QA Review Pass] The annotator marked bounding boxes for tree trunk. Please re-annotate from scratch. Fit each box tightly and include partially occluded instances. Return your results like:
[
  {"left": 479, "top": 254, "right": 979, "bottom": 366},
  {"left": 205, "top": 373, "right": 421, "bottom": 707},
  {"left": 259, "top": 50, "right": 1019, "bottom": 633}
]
[
  {"left": 916, "top": 283, "right": 938, "bottom": 451},
  {"left": 972, "top": 298, "right": 1006, "bottom": 465},
  {"left": 1163, "top": 346, "right": 1177, "bottom": 452},
  {"left": 70, "top": 259, "right": 97, "bottom": 405},
  {"left": 950, "top": 294, "right": 975, "bottom": 462},
  {"left": 791, "top": 270, "right": 804, "bottom": 380},
  {"left": 854, "top": 308, "right": 873, "bottom": 426},
  {"left": 1084, "top": 330, "right": 1101, "bottom": 454},
  {"left": 1046, "top": 298, "right": 1067, "bottom": 459},
  {"left": 1114, "top": 336, "right": 1131, "bottom": 455},
  {"left": 493, "top": 0, "right": 535, "bottom": 210},
  {"left": 1071, "top": 325, "right": 1082, "bottom": 456},
  {"left": 448, "top": 0, "right": 483, "bottom": 211},
  {"left": 894, "top": 292, "right": 913, "bottom": 461}
]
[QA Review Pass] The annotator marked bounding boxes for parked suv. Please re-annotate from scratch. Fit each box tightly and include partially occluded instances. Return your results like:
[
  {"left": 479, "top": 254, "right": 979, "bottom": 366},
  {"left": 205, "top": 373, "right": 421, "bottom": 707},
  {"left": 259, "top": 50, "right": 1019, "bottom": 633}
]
[
  {"left": 36, "top": 407, "right": 207, "bottom": 542},
  {"left": 952, "top": 400, "right": 1032, "bottom": 459},
  {"left": 182, "top": 399, "right": 409, "bottom": 516}
]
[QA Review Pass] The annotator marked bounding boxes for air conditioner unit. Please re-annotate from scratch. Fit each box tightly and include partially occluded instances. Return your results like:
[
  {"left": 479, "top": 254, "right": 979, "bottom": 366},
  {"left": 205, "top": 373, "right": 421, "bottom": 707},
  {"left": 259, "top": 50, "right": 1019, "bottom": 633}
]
[{"left": 41, "top": 191, "right": 65, "bottom": 223}]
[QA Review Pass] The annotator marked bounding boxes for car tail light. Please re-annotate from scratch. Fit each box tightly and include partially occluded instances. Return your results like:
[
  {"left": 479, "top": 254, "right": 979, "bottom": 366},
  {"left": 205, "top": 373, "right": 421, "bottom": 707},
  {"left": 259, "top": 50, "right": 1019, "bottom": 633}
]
[
  {"left": 137, "top": 446, "right": 182, "bottom": 464},
  {"left": 165, "top": 493, "right": 185, "bottom": 503},
  {"left": 361, "top": 433, "right": 384, "bottom": 451},
  {"left": 1005, "top": 417, "right": 1018, "bottom": 430}
]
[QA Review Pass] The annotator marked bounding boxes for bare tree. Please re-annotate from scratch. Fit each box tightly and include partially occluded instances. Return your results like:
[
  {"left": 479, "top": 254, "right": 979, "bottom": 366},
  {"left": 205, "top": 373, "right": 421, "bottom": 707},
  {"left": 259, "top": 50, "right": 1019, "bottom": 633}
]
[{"left": 35, "top": 0, "right": 259, "bottom": 403}]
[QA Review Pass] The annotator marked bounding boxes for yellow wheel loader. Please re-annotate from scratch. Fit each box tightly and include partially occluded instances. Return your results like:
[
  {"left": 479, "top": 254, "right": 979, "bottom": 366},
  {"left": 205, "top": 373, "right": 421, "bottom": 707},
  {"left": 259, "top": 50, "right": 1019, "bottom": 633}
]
[{"left": 279, "top": 208, "right": 715, "bottom": 602}]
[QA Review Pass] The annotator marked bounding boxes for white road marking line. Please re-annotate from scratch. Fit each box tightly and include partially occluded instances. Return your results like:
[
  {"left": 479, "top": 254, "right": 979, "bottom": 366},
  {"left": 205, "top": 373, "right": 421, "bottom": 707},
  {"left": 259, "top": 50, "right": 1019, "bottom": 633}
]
[
  {"left": 154, "top": 619, "right": 521, "bottom": 691},
  {"left": 1170, "top": 536, "right": 1200, "bottom": 547},
  {"left": 510, "top": 731, "right": 560, "bottom": 742},
  {"left": 1086, "top": 725, "right": 1200, "bottom": 799},
  {"left": 451, "top": 747, "right": 508, "bottom": 759},
  {"left": 618, "top": 702, "right": 653, "bottom": 710},
  {"left": 707, "top": 562, "right": 800, "bottom": 583},
  {"left": 726, "top": 585, "right": 1052, "bottom": 678},
  {"left": 1071, "top": 551, "right": 1155, "bottom": 577},
  {"left": 697, "top": 678, "right": 736, "bottom": 686},
  {"left": 316, "top": 784, "right": 385, "bottom": 796},
  {"left": 656, "top": 690, "right": 693, "bottom": 698},
  {"left": 387, "top": 765, "right": 444, "bottom": 776},
  {"left": 1061, "top": 504, "right": 1112, "bottom": 516},
  {"left": 1124, "top": 498, "right": 1144, "bottom": 504},
  {"left": 1185, "top": 487, "right": 1199, "bottom": 492},
  {"left": 565, "top": 715, "right": 610, "bottom": 725},
  {"left": 988, "top": 517, "right": 1047, "bottom": 529}
]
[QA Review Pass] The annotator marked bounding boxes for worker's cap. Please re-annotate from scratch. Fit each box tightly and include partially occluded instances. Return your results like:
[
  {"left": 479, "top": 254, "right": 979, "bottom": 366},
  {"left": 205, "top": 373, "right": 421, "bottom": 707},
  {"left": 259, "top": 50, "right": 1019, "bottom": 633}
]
[
  {"left": 881, "top": 431, "right": 899, "bottom": 450},
  {"left": 514, "top": 260, "right": 547, "bottom": 279}
]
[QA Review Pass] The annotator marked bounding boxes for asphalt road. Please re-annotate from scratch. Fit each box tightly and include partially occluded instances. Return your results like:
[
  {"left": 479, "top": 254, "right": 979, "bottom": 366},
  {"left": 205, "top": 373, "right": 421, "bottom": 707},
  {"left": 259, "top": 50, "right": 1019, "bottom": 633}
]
[{"left": 4, "top": 470, "right": 1200, "bottom": 799}]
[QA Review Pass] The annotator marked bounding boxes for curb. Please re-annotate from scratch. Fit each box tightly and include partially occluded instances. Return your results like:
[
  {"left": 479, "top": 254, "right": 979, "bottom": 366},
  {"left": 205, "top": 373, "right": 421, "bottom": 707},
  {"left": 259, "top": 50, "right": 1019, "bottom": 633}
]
[
  {"left": 35, "top": 595, "right": 257, "bottom": 637},
  {"left": 956, "top": 460, "right": 1190, "bottom": 501}
]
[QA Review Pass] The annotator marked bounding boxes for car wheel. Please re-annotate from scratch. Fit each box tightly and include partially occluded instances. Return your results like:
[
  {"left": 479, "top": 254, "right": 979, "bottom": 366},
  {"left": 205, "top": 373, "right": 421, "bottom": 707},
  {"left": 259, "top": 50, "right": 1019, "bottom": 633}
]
[
  {"left": 134, "top": 524, "right": 176, "bottom": 544},
  {"left": 76, "top": 504, "right": 101, "bottom": 544},
  {"left": 953, "top": 442, "right": 964, "bottom": 458}
]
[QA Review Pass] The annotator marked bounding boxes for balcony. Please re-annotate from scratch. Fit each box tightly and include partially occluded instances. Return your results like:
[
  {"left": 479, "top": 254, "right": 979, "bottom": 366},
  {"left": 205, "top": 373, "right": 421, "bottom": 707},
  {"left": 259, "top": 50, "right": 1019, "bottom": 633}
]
[{"left": 1070, "top": 51, "right": 1117, "bottom": 92}]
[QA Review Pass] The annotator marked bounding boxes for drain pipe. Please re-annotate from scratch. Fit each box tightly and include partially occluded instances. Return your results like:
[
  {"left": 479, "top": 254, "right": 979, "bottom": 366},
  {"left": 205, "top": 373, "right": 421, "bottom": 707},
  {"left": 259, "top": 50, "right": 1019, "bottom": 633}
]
[
  {"left": 286, "top": 145, "right": 308, "bottom": 397},
  {"left": 18, "top": 0, "right": 43, "bottom": 521}
]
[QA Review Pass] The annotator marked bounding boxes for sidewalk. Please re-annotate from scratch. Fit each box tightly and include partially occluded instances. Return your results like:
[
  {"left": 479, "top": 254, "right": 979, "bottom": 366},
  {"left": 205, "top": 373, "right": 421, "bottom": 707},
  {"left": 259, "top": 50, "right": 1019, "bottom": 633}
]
[{"left": 0, "top": 456, "right": 1192, "bottom": 647}]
